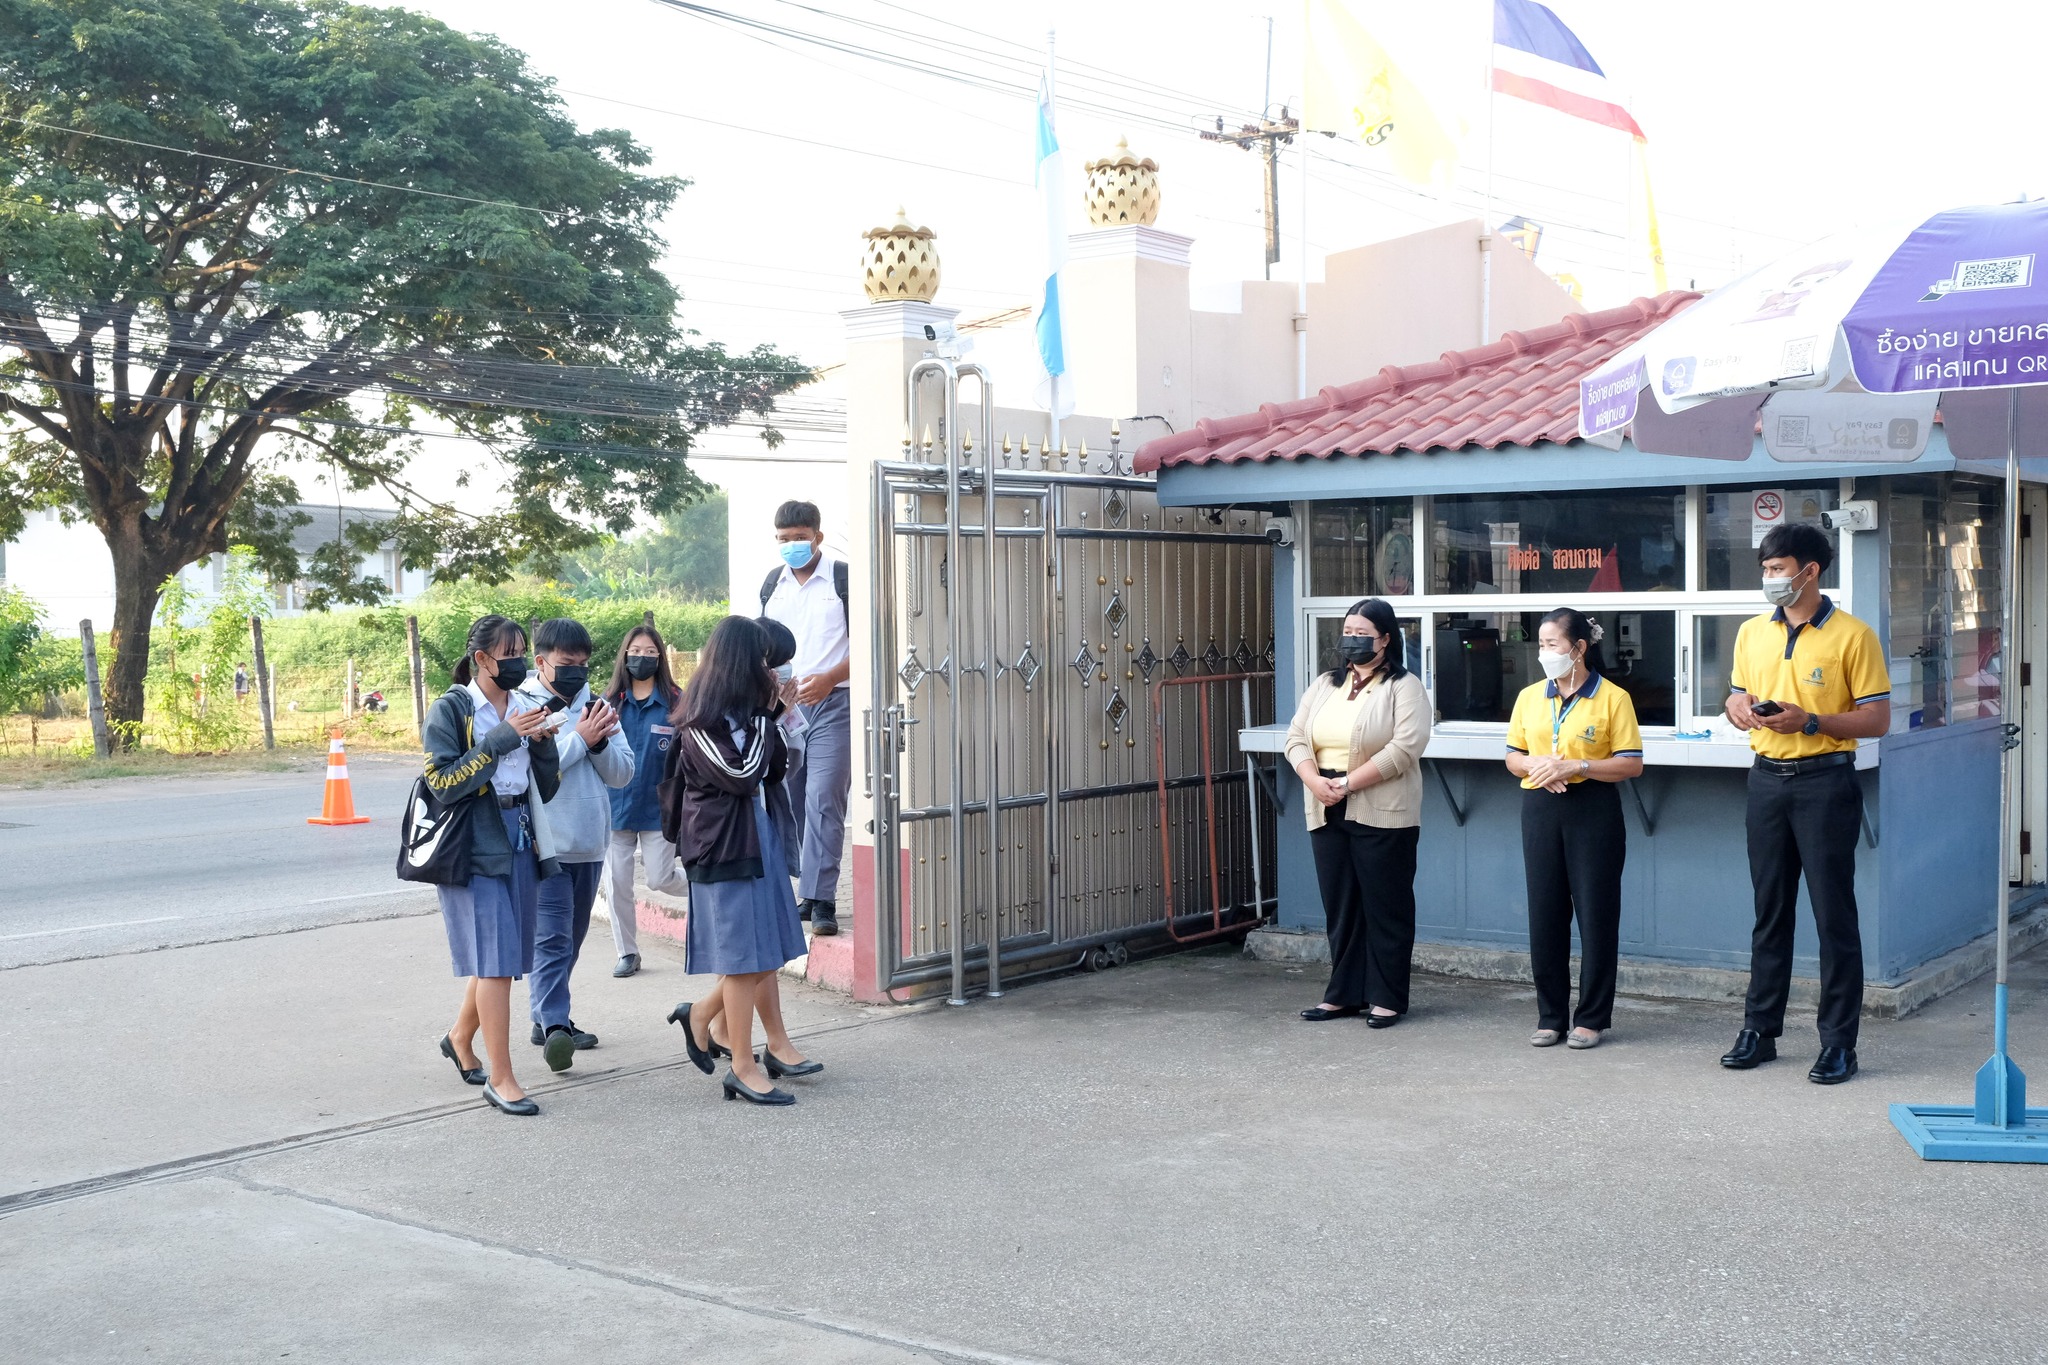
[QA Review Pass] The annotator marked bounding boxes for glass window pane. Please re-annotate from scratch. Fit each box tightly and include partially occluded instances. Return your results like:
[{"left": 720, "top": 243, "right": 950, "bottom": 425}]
[
  {"left": 1313, "top": 614, "right": 1422, "bottom": 678},
  {"left": 1885, "top": 474, "right": 2005, "bottom": 732},
  {"left": 1309, "top": 499, "right": 1416, "bottom": 598},
  {"left": 1433, "top": 611, "right": 1677, "bottom": 726},
  {"left": 1693, "top": 614, "right": 1751, "bottom": 718},
  {"left": 1703, "top": 484, "right": 1841, "bottom": 590},
  {"left": 1428, "top": 489, "right": 1684, "bottom": 594}
]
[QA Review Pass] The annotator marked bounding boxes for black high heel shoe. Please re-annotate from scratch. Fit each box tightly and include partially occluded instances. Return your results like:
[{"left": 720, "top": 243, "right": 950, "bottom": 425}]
[
  {"left": 439, "top": 1034, "right": 486, "bottom": 1086},
  {"left": 722, "top": 1071, "right": 795, "bottom": 1106},
  {"left": 665, "top": 1002, "right": 715, "bottom": 1075},
  {"left": 761, "top": 1048, "right": 823, "bottom": 1080},
  {"left": 482, "top": 1082, "right": 539, "bottom": 1116}
]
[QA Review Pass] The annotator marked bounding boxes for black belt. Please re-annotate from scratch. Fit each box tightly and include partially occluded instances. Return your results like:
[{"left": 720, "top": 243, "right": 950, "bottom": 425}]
[
  {"left": 1753, "top": 752, "right": 1854, "bottom": 778},
  {"left": 1318, "top": 768, "right": 1345, "bottom": 778},
  {"left": 496, "top": 793, "right": 527, "bottom": 809}
]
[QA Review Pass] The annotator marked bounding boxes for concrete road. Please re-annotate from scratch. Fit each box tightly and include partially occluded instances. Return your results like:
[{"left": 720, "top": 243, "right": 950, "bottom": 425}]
[
  {"left": 0, "top": 753, "right": 426, "bottom": 967},
  {"left": 6, "top": 836, "right": 2048, "bottom": 1365}
]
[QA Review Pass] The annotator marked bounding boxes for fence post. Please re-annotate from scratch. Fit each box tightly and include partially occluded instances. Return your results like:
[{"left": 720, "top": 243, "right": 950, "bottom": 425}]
[
  {"left": 79, "top": 619, "right": 110, "bottom": 758},
  {"left": 406, "top": 614, "right": 427, "bottom": 740},
  {"left": 344, "top": 656, "right": 357, "bottom": 721},
  {"left": 250, "top": 615, "right": 276, "bottom": 751}
]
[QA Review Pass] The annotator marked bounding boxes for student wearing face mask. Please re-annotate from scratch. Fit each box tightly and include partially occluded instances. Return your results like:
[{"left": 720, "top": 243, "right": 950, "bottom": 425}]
[
  {"left": 1283, "top": 598, "right": 1429, "bottom": 1027},
  {"left": 422, "top": 615, "right": 561, "bottom": 1116},
  {"left": 600, "top": 624, "right": 685, "bottom": 978},
  {"left": 518, "top": 618, "right": 633, "bottom": 1073},
  {"left": 1722, "top": 523, "right": 1889, "bottom": 1085},
  {"left": 760, "top": 500, "right": 852, "bottom": 937},
  {"left": 1505, "top": 609, "right": 1644, "bottom": 1050}
]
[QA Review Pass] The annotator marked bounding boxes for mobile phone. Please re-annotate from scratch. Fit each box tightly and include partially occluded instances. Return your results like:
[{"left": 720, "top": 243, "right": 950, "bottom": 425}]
[
  {"left": 543, "top": 693, "right": 571, "bottom": 714},
  {"left": 1750, "top": 699, "right": 1785, "bottom": 717}
]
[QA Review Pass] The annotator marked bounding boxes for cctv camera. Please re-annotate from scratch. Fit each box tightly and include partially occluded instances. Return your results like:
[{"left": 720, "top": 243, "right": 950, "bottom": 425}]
[
  {"left": 923, "top": 324, "right": 937, "bottom": 341},
  {"left": 1820, "top": 500, "right": 1876, "bottom": 533},
  {"left": 1263, "top": 515, "right": 1296, "bottom": 547}
]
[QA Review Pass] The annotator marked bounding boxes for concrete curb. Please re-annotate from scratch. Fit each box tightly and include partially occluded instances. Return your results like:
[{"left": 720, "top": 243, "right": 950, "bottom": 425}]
[
  {"left": 1245, "top": 905, "right": 2048, "bottom": 1020},
  {"left": 592, "top": 886, "right": 855, "bottom": 993}
]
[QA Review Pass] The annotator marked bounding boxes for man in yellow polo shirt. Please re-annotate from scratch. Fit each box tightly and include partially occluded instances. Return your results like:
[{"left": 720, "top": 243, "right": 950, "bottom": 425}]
[{"left": 1722, "top": 523, "right": 1890, "bottom": 1085}]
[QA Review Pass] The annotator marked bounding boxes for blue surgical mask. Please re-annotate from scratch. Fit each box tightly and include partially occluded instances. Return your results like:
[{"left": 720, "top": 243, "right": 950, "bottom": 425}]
[{"left": 778, "top": 539, "right": 817, "bottom": 570}]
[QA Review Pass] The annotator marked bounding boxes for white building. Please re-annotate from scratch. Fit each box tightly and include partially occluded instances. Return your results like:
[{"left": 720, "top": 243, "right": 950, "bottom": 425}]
[{"left": 0, "top": 503, "right": 429, "bottom": 634}]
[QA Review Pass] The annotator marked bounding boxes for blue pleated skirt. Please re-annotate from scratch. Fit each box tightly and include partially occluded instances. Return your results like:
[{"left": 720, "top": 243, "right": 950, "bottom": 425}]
[
  {"left": 438, "top": 807, "right": 540, "bottom": 979},
  {"left": 685, "top": 794, "right": 807, "bottom": 976}
]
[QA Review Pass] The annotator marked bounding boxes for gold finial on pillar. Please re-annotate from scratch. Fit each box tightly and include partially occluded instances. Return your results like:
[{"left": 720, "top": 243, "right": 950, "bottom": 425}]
[
  {"left": 1084, "top": 137, "right": 1161, "bottom": 227},
  {"left": 862, "top": 207, "right": 941, "bottom": 301}
]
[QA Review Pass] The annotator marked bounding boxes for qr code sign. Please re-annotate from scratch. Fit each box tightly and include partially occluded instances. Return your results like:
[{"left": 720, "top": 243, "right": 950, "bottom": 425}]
[
  {"left": 1950, "top": 255, "right": 2034, "bottom": 292},
  {"left": 1774, "top": 416, "right": 1812, "bottom": 446},
  {"left": 1780, "top": 337, "right": 1817, "bottom": 376}
]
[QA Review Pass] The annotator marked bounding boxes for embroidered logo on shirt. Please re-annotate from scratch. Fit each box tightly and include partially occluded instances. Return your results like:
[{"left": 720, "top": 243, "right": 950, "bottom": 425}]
[
  {"left": 1807, "top": 666, "right": 1825, "bottom": 686},
  {"left": 1581, "top": 724, "right": 1598, "bottom": 742}
]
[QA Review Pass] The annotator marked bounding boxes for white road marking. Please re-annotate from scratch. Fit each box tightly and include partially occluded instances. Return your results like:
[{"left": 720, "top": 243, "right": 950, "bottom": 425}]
[
  {"left": 0, "top": 915, "right": 182, "bottom": 942},
  {"left": 301, "top": 888, "right": 432, "bottom": 905}
]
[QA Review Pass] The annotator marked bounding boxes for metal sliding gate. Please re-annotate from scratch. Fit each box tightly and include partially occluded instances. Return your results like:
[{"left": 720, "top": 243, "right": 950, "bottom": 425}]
[{"left": 868, "top": 359, "right": 1277, "bottom": 1002}]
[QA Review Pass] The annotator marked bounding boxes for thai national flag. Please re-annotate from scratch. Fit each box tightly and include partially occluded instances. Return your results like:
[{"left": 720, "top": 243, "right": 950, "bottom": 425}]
[{"left": 1491, "top": 0, "right": 1642, "bottom": 142}]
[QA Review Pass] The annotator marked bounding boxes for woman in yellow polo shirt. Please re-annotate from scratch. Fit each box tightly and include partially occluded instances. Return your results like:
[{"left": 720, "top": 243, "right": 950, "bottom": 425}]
[{"left": 1504, "top": 609, "right": 1644, "bottom": 1050}]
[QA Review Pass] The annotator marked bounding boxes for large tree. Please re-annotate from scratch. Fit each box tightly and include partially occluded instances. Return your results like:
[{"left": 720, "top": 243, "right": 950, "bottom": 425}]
[{"left": 0, "top": 0, "right": 808, "bottom": 735}]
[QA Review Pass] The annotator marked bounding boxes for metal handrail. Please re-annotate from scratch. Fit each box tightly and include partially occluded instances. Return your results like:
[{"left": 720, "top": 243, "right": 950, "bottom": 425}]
[{"left": 1151, "top": 670, "right": 1276, "bottom": 944}]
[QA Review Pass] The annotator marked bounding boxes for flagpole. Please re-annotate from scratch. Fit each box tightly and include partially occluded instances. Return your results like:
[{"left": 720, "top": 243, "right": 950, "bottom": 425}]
[
  {"left": 1046, "top": 30, "right": 1061, "bottom": 448},
  {"left": 1296, "top": 140, "right": 1308, "bottom": 400},
  {"left": 1480, "top": 34, "right": 1496, "bottom": 347}
]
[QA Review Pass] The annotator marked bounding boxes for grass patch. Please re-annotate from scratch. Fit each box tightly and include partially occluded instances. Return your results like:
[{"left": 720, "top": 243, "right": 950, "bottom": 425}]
[{"left": 0, "top": 746, "right": 316, "bottom": 789}]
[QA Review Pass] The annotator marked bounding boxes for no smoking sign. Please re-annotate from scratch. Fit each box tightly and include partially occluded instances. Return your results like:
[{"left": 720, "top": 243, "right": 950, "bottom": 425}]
[{"left": 1751, "top": 489, "right": 1785, "bottom": 547}]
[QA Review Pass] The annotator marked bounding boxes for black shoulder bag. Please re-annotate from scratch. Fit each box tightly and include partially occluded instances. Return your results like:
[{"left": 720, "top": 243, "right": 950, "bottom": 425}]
[{"left": 397, "top": 707, "right": 480, "bottom": 885}]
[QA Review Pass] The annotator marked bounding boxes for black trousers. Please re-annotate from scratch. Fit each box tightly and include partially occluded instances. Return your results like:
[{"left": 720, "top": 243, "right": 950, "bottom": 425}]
[
  {"left": 1521, "top": 780, "right": 1626, "bottom": 1032},
  {"left": 1310, "top": 814, "right": 1420, "bottom": 1013},
  {"left": 1744, "top": 762, "right": 1865, "bottom": 1048}
]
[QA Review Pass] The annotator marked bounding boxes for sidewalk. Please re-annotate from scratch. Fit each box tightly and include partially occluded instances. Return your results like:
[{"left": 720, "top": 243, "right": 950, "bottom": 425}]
[{"left": 6, "top": 911, "right": 2047, "bottom": 1363}]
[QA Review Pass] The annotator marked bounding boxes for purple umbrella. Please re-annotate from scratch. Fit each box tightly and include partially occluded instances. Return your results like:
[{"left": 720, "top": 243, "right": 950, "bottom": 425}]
[{"left": 1580, "top": 199, "right": 2048, "bottom": 1163}]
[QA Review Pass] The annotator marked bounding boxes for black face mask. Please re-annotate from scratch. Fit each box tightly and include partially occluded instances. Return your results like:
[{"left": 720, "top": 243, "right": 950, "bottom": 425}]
[
  {"left": 484, "top": 655, "right": 529, "bottom": 691},
  {"left": 548, "top": 664, "right": 589, "bottom": 699},
  {"left": 626, "top": 656, "right": 659, "bottom": 681},
  {"left": 1337, "top": 635, "right": 1381, "bottom": 665}
]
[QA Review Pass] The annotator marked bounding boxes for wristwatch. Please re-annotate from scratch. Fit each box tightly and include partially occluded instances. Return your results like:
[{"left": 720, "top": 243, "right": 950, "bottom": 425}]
[
  {"left": 1802, "top": 714, "right": 1822, "bottom": 737},
  {"left": 1333, "top": 773, "right": 1350, "bottom": 790},
  {"left": 1578, "top": 759, "right": 1591, "bottom": 777}
]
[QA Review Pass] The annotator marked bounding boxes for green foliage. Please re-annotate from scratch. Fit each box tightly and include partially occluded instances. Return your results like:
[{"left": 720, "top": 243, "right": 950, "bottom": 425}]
[
  {"left": 256, "top": 577, "right": 726, "bottom": 698},
  {"left": 145, "top": 547, "right": 270, "bottom": 750},
  {"left": 559, "top": 492, "right": 728, "bottom": 601},
  {"left": 0, "top": 0, "right": 812, "bottom": 723},
  {"left": 0, "top": 583, "right": 83, "bottom": 714}
]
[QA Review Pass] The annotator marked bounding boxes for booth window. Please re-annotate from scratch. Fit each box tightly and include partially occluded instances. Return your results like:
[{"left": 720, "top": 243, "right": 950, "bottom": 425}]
[
  {"left": 1703, "top": 484, "right": 1841, "bottom": 591},
  {"left": 1432, "top": 611, "right": 1677, "bottom": 727},
  {"left": 1429, "top": 489, "right": 1685, "bottom": 595},
  {"left": 1309, "top": 498, "right": 1416, "bottom": 598},
  {"left": 1887, "top": 474, "right": 2004, "bottom": 731}
]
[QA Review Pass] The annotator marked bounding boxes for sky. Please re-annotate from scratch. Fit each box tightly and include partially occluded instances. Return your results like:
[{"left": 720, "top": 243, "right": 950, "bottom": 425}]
[{"left": 341, "top": 0, "right": 2048, "bottom": 531}]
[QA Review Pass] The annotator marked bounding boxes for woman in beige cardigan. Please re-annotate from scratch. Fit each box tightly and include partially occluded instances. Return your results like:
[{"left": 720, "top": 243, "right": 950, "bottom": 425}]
[{"left": 1283, "top": 598, "right": 1430, "bottom": 1026}]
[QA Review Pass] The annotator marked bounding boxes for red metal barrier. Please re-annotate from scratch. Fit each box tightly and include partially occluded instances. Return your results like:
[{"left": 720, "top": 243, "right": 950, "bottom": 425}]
[{"left": 1151, "top": 671, "right": 1273, "bottom": 944}]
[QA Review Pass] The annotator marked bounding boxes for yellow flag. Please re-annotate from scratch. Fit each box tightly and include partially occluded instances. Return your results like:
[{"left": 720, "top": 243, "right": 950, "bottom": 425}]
[{"left": 1302, "top": 0, "right": 1462, "bottom": 185}]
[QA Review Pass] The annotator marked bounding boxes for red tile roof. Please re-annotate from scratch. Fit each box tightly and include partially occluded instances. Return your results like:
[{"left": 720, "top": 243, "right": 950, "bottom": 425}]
[{"left": 1133, "top": 291, "right": 1700, "bottom": 474}]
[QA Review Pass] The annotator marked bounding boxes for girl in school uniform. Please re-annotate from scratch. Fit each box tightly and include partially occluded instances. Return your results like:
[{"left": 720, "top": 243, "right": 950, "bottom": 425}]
[
  {"left": 1505, "top": 609, "right": 1644, "bottom": 1050},
  {"left": 424, "top": 615, "right": 561, "bottom": 1115},
  {"left": 600, "top": 624, "right": 686, "bottom": 978},
  {"left": 660, "top": 616, "right": 816, "bottom": 1106}
]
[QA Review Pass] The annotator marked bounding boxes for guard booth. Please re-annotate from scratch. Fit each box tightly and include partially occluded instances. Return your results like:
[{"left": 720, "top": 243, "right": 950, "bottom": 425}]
[{"left": 1134, "top": 293, "right": 2048, "bottom": 1011}]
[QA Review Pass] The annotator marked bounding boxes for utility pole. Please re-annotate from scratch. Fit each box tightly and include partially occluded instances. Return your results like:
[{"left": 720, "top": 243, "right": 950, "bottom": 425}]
[{"left": 1202, "top": 110, "right": 1297, "bottom": 281}]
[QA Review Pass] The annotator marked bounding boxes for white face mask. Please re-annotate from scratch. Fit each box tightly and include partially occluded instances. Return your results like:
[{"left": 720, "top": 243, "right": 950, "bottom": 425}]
[
  {"left": 1539, "top": 648, "right": 1576, "bottom": 681},
  {"left": 1761, "top": 569, "right": 1806, "bottom": 609}
]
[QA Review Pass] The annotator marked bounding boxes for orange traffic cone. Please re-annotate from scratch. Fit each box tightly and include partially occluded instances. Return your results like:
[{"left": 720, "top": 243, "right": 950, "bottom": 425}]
[{"left": 308, "top": 727, "right": 371, "bottom": 826}]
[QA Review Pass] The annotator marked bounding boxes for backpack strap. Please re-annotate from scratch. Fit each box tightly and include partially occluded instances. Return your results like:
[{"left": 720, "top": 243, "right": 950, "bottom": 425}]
[
  {"left": 759, "top": 566, "right": 782, "bottom": 611},
  {"left": 833, "top": 558, "right": 849, "bottom": 623}
]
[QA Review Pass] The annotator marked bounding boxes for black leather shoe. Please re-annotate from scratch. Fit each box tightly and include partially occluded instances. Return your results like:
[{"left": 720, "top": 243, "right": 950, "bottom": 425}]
[
  {"left": 1808, "top": 1046, "right": 1858, "bottom": 1085},
  {"left": 761, "top": 1048, "right": 824, "bottom": 1079},
  {"left": 564, "top": 1019, "right": 598, "bottom": 1050},
  {"left": 542, "top": 1026, "right": 576, "bottom": 1073},
  {"left": 1720, "top": 1029, "right": 1778, "bottom": 1069},
  {"left": 1299, "top": 1005, "right": 1362, "bottom": 1021},
  {"left": 797, "top": 901, "right": 814, "bottom": 922},
  {"left": 483, "top": 1082, "right": 539, "bottom": 1116},
  {"left": 1365, "top": 1010, "right": 1402, "bottom": 1029},
  {"left": 529, "top": 1022, "right": 546, "bottom": 1046},
  {"left": 810, "top": 902, "right": 840, "bottom": 937},
  {"left": 722, "top": 1071, "right": 796, "bottom": 1106},
  {"left": 439, "top": 1034, "right": 486, "bottom": 1086},
  {"left": 612, "top": 953, "right": 640, "bottom": 978},
  {"left": 665, "top": 1001, "right": 715, "bottom": 1075}
]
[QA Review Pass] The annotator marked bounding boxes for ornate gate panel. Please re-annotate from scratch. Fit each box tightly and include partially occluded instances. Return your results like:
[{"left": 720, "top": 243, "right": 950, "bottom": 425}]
[{"left": 868, "top": 360, "right": 1276, "bottom": 1000}]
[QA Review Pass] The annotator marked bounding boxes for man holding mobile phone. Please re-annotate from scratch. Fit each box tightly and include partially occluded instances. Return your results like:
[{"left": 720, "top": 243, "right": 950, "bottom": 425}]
[{"left": 1722, "top": 523, "right": 1890, "bottom": 1085}]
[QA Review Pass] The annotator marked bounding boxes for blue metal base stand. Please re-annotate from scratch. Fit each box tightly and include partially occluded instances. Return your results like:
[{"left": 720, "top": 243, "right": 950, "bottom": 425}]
[{"left": 1891, "top": 985, "right": 2048, "bottom": 1164}]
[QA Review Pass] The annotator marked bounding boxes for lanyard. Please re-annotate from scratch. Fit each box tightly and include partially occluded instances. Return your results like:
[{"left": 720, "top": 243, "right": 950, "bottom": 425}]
[{"left": 1550, "top": 689, "right": 1584, "bottom": 752}]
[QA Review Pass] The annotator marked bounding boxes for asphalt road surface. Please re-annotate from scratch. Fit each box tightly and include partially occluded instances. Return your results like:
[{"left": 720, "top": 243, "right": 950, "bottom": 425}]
[{"left": 0, "top": 753, "right": 430, "bottom": 969}]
